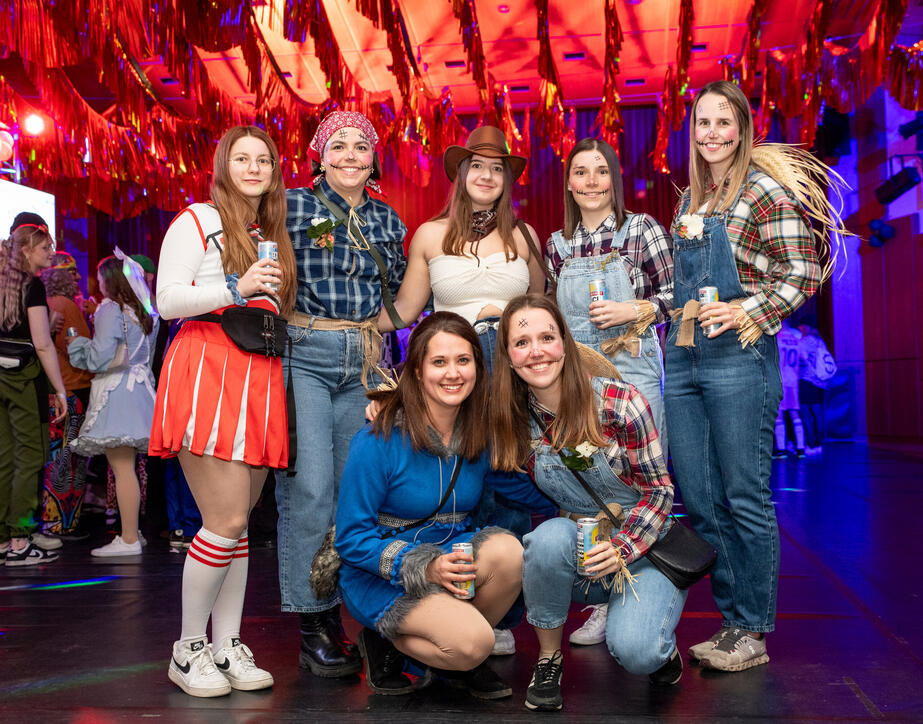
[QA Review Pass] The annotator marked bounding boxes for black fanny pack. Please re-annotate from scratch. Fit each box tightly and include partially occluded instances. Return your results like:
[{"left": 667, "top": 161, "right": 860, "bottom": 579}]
[
  {"left": 191, "top": 307, "right": 289, "bottom": 357},
  {"left": 0, "top": 338, "right": 37, "bottom": 371}
]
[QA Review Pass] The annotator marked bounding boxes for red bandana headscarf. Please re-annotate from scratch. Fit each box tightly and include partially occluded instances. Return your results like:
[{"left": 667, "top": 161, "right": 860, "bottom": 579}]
[{"left": 308, "top": 111, "right": 382, "bottom": 193}]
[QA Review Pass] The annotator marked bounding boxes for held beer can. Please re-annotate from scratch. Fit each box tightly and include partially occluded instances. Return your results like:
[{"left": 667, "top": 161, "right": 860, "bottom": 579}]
[
  {"left": 452, "top": 542, "right": 475, "bottom": 600},
  {"left": 576, "top": 518, "right": 600, "bottom": 576},
  {"left": 589, "top": 279, "right": 607, "bottom": 304},
  {"left": 65, "top": 326, "right": 78, "bottom": 337},
  {"left": 258, "top": 240, "right": 279, "bottom": 293},
  {"left": 698, "top": 286, "right": 721, "bottom": 336}
]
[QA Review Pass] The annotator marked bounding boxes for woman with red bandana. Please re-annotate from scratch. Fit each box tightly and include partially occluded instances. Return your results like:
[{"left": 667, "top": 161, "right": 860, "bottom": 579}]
[{"left": 277, "top": 111, "right": 407, "bottom": 679}]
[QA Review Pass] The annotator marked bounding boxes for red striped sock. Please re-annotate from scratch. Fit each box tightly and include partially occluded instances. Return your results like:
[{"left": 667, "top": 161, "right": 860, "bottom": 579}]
[{"left": 180, "top": 528, "right": 238, "bottom": 642}]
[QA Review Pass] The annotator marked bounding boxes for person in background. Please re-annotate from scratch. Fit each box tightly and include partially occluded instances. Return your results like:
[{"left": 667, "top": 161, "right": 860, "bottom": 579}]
[
  {"left": 545, "top": 137, "right": 673, "bottom": 648},
  {"left": 68, "top": 254, "right": 159, "bottom": 557},
  {"left": 773, "top": 319, "right": 805, "bottom": 458},
  {"left": 797, "top": 320, "right": 836, "bottom": 454},
  {"left": 0, "top": 215, "right": 67, "bottom": 566},
  {"left": 278, "top": 110, "right": 406, "bottom": 679},
  {"left": 40, "top": 265, "right": 94, "bottom": 537}
]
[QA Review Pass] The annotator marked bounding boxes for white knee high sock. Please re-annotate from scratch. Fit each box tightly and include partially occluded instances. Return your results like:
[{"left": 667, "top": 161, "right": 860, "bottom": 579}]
[
  {"left": 180, "top": 528, "right": 238, "bottom": 642},
  {"left": 791, "top": 412, "right": 806, "bottom": 450},
  {"left": 774, "top": 415, "right": 787, "bottom": 450},
  {"left": 210, "top": 531, "right": 250, "bottom": 648}
]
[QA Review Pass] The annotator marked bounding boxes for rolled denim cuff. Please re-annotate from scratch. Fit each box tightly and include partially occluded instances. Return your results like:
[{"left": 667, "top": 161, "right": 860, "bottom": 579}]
[{"left": 225, "top": 274, "right": 247, "bottom": 306}]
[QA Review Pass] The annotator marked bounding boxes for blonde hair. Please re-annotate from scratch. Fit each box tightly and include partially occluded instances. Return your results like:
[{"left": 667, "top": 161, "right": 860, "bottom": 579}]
[
  {"left": 211, "top": 126, "right": 297, "bottom": 316},
  {"left": 688, "top": 80, "right": 755, "bottom": 216},
  {"left": 0, "top": 226, "right": 51, "bottom": 331}
]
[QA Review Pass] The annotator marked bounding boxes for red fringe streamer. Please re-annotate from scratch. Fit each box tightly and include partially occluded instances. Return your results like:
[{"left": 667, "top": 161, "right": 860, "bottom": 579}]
[
  {"left": 651, "top": 67, "right": 673, "bottom": 175},
  {"left": 594, "top": 0, "right": 624, "bottom": 150}
]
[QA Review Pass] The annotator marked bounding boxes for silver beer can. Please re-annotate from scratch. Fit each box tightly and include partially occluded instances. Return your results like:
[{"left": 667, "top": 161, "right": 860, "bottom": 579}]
[
  {"left": 698, "top": 286, "right": 720, "bottom": 336},
  {"left": 589, "top": 279, "right": 607, "bottom": 304},
  {"left": 65, "top": 326, "right": 79, "bottom": 337},
  {"left": 452, "top": 542, "right": 475, "bottom": 599},
  {"left": 576, "top": 518, "right": 599, "bottom": 577},
  {"left": 258, "top": 240, "right": 279, "bottom": 293}
]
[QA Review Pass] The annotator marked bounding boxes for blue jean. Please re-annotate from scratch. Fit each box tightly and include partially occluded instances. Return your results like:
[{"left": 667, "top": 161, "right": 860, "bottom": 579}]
[
  {"left": 523, "top": 517, "right": 686, "bottom": 674},
  {"left": 165, "top": 458, "right": 201, "bottom": 535},
  {"left": 275, "top": 325, "right": 372, "bottom": 613},
  {"left": 664, "top": 324, "right": 782, "bottom": 633}
]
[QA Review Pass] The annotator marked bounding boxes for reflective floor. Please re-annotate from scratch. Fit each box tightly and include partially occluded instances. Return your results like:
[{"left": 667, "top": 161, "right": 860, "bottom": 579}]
[{"left": 3, "top": 441, "right": 921, "bottom": 722}]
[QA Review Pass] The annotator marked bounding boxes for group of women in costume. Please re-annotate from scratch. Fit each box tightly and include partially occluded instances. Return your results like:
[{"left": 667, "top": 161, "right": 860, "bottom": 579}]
[{"left": 142, "top": 79, "right": 842, "bottom": 710}]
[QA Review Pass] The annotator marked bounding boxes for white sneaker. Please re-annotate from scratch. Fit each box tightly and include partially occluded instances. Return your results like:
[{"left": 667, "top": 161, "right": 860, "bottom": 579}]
[
  {"left": 30, "top": 533, "right": 64, "bottom": 550},
  {"left": 491, "top": 628, "right": 516, "bottom": 656},
  {"left": 90, "top": 535, "right": 142, "bottom": 557},
  {"left": 569, "top": 604, "right": 608, "bottom": 645},
  {"left": 169, "top": 638, "right": 232, "bottom": 697},
  {"left": 212, "top": 637, "right": 274, "bottom": 690}
]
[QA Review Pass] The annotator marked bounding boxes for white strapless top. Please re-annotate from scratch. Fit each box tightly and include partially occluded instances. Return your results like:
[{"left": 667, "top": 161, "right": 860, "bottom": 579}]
[{"left": 428, "top": 251, "right": 529, "bottom": 324}]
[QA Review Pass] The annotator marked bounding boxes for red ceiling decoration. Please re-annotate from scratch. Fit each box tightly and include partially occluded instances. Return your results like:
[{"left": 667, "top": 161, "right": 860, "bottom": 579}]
[{"left": 0, "top": 0, "right": 920, "bottom": 219}]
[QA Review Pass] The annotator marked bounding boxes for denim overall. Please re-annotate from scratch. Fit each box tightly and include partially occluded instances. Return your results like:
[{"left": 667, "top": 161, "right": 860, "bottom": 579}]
[
  {"left": 663, "top": 182, "right": 782, "bottom": 633},
  {"left": 550, "top": 220, "right": 666, "bottom": 451},
  {"left": 521, "top": 382, "right": 686, "bottom": 674}
]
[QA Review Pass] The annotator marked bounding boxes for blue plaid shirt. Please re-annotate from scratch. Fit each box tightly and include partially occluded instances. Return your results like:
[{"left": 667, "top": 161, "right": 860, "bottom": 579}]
[{"left": 286, "top": 179, "right": 407, "bottom": 320}]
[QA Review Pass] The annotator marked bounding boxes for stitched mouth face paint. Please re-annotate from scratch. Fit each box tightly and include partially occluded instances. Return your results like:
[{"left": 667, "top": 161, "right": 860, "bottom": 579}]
[
  {"left": 695, "top": 140, "right": 735, "bottom": 148},
  {"left": 567, "top": 149, "right": 614, "bottom": 215}
]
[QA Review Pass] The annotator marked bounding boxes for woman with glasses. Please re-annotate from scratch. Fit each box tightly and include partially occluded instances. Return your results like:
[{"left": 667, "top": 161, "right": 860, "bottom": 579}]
[{"left": 150, "top": 125, "right": 297, "bottom": 697}]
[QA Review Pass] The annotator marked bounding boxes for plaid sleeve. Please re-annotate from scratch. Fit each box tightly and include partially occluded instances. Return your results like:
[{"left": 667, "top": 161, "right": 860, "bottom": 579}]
[
  {"left": 634, "top": 214, "right": 674, "bottom": 321},
  {"left": 735, "top": 178, "right": 821, "bottom": 335},
  {"left": 599, "top": 381, "right": 672, "bottom": 563},
  {"left": 544, "top": 234, "right": 563, "bottom": 288}
]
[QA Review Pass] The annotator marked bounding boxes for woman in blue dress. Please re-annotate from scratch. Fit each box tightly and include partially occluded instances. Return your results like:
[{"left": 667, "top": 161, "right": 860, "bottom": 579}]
[{"left": 335, "top": 311, "right": 552, "bottom": 698}]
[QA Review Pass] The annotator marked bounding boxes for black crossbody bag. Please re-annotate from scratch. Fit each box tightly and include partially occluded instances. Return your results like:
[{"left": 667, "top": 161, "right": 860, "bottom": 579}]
[{"left": 530, "top": 410, "right": 716, "bottom": 590}]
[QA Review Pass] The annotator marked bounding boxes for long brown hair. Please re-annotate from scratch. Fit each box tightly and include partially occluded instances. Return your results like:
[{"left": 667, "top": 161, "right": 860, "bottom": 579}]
[
  {"left": 41, "top": 267, "right": 79, "bottom": 299},
  {"left": 211, "top": 125, "right": 297, "bottom": 316},
  {"left": 490, "top": 294, "right": 607, "bottom": 471},
  {"left": 97, "top": 256, "right": 155, "bottom": 335},
  {"left": 563, "top": 138, "right": 627, "bottom": 239},
  {"left": 687, "top": 80, "right": 755, "bottom": 216},
  {"left": 436, "top": 157, "right": 519, "bottom": 260},
  {"left": 0, "top": 225, "right": 52, "bottom": 331},
  {"left": 370, "top": 312, "right": 489, "bottom": 461}
]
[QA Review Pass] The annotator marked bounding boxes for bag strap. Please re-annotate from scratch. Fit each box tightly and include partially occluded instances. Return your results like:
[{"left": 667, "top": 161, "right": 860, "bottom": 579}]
[
  {"left": 516, "top": 219, "right": 556, "bottom": 294},
  {"left": 313, "top": 187, "right": 408, "bottom": 330},
  {"left": 379, "top": 456, "right": 464, "bottom": 539}
]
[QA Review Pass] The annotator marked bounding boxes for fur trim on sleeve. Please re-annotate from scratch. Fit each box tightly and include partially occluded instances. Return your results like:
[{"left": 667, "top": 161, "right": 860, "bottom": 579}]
[{"left": 399, "top": 543, "right": 444, "bottom": 598}]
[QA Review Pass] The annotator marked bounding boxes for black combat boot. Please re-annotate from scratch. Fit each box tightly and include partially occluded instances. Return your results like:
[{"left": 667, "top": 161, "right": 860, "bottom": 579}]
[{"left": 299, "top": 611, "right": 361, "bottom": 677}]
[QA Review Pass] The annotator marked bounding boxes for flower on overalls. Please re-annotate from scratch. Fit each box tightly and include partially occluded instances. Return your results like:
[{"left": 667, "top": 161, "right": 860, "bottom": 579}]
[{"left": 677, "top": 213, "right": 705, "bottom": 239}]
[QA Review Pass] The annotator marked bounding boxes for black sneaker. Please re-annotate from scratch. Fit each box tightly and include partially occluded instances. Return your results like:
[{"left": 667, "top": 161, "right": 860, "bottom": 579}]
[
  {"left": 169, "top": 530, "right": 192, "bottom": 550},
  {"left": 525, "top": 651, "right": 563, "bottom": 711},
  {"left": 5, "top": 542, "right": 59, "bottom": 567},
  {"left": 462, "top": 660, "right": 512, "bottom": 700},
  {"left": 356, "top": 627, "right": 413, "bottom": 695},
  {"left": 649, "top": 647, "right": 682, "bottom": 685}
]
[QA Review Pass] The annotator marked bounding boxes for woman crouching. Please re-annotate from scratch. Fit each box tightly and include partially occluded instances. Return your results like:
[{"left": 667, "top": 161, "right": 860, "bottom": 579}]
[
  {"left": 334, "top": 311, "right": 552, "bottom": 698},
  {"left": 490, "top": 294, "right": 686, "bottom": 712}
]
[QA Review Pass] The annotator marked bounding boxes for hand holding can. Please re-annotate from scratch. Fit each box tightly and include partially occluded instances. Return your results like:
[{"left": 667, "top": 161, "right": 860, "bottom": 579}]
[
  {"left": 258, "top": 241, "right": 279, "bottom": 293},
  {"left": 698, "top": 287, "right": 721, "bottom": 336}
]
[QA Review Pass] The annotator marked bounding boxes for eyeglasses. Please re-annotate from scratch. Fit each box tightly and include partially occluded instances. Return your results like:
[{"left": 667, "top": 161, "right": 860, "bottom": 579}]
[{"left": 230, "top": 154, "right": 275, "bottom": 170}]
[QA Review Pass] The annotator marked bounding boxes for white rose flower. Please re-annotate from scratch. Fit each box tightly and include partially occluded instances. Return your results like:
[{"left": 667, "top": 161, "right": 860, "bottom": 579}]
[
  {"left": 678, "top": 213, "right": 705, "bottom": 239},
  {"left": 575, "top": 442, "right": 599, "bottom": 458},
  {"left": 311, "top": 217, "right": 327, "bottom": 227}
]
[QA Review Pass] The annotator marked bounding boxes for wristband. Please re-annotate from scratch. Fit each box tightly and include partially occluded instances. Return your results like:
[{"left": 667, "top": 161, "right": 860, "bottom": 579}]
[
  {"left": 225, "top": 274, "right": 247, "bottom": 306},
  {"left": 55, "top": 392, "right": 67, "bottom": 399}
]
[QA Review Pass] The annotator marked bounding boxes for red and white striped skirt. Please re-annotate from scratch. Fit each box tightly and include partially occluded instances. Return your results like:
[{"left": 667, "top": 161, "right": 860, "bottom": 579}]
[{"left": 149, "top": 303, "right": 288, "bottom": 468}]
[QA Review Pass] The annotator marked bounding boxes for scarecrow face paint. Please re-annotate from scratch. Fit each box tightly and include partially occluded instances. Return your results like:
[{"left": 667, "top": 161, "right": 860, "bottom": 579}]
[
  {"left": 228, "top": 136, "right": 274, "bottom": 208},
  {"left": 323, "top": 126, "right": 374, "bottom": 198},
  {"left": 506, "top": 307, "right": 565, "bottom": 395},
  {"left": 694, "top": 93, "right": 740, "bottom": 179},
  {"left": 567, "top": 149, "right": 614, "bottom": 218}
]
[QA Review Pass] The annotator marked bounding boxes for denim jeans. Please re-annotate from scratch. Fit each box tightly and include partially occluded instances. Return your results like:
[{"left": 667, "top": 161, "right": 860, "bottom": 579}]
[
  {"left": 523, "top": 517, "right": 686, "bottom": 674},
  {"left": 275, "top": 325, "right": 372, "bottom": 613},
  {"left": 664, "top": 323, "right": 782, "bottom": 633}
]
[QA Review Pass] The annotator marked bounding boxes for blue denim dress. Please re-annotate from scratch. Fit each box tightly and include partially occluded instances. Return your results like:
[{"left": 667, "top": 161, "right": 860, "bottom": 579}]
[
  {"left": 549, "top": 220, "right": 666, "bottom": 449},
  {"left": 521, "top": 381, "right": 686, "bottom": 675},
  {"left": 663, "top": 180, "right": 783, "bottom": 633}
]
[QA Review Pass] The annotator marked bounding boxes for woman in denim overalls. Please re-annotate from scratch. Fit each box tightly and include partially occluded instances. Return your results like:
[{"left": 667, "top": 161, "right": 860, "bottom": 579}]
[
  {"left": 664, "top": 81, "right": 823, "bottom": 672},
  {"left": 489, "top": 295, "right": 684, "bottom": 712}
]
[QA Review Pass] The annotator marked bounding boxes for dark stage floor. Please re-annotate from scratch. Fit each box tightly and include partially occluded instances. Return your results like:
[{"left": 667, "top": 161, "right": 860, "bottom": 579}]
[{"left": 2, "top": 441, "right": 922, "bottom": 723}]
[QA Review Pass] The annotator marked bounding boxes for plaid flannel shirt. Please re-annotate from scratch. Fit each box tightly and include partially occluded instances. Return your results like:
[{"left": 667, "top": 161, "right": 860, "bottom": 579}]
[
  {"left": 701, "top": 171, "right": 820, "bottom": 335},
  {"left": 286, "top": 179, "right": 407, "bottom": 320},
  {"left": 526, "top": 378, "right": 673, "bottom": 564},
  {"left": 545, "top": 212, "right": 674, "bottom": 322}
]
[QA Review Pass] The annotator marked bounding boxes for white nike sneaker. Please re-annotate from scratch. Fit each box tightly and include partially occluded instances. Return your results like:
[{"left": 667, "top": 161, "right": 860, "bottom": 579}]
[
  {"left": 168, "top": 638, "right": 232, "bottom": 697},
  {"left": 569, "top": 604, "right": 608, "bottom": 645},
  {"left": 212, "top": 637, "right": 274, "bottom": 691}
]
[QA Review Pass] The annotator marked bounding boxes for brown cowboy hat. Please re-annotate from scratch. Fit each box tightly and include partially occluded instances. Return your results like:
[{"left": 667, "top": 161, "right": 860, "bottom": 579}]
[{"left": 443, "top": 126, "right": 528, "bottom": 182}]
